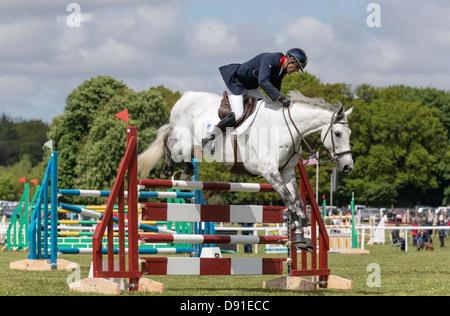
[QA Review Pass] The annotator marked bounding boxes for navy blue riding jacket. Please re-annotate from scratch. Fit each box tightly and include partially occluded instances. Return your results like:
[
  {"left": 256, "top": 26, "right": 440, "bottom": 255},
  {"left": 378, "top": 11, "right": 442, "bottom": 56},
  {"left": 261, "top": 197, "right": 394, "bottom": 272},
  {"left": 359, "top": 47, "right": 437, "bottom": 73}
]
[{"left": 219, "top": 52, "right": 287, "bottom": 102}]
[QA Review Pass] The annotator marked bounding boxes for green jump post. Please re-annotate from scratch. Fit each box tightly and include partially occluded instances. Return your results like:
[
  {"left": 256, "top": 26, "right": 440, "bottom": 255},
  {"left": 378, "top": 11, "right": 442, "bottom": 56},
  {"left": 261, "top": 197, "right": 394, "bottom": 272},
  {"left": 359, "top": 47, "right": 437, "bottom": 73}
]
[
  {"left": 6, "top": 181, "right": 29, "bottom": 251},
  {"left": 322, "top": 195, "right": 326, "bottom": 218},
  {"left": 351, "top": 191, "right": 358, "bottom": 248}
]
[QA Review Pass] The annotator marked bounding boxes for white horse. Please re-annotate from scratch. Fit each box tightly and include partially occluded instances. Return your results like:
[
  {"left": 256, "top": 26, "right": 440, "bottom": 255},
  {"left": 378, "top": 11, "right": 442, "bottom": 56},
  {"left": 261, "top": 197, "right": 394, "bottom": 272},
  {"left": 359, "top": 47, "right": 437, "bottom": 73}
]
[{"left": 138, "top": 91, "right": 354, "bottom": 252}]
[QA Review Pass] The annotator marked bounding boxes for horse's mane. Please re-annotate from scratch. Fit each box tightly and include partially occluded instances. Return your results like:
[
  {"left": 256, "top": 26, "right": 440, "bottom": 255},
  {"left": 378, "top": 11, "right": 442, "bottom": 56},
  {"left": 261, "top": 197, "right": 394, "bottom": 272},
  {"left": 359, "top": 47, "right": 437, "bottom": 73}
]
[{"left": 287, "top": 91, "right": 340, "bottom": 112}]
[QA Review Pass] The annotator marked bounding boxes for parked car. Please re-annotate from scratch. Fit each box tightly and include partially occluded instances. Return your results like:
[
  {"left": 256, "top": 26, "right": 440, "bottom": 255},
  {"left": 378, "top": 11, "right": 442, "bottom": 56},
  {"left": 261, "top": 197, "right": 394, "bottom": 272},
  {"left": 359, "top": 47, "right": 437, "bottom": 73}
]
[
  {"left": 3, "top": 202, "right": 18, "bottom": 218},
  {"left": 0, "top": 200, "right": 9, "bottom": 215},
  {"left": 361, "top": 208, "right": 380, "bottom": 222},
  {"left": 360, "top": 209, "right": 370, "bottom": 222}
]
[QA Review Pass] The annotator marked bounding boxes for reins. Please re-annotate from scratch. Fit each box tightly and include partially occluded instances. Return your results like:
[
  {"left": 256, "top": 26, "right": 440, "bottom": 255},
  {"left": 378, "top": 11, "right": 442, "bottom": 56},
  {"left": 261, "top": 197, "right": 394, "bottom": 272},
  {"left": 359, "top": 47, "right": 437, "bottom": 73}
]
[
  {"left": 281, "top": 105, "right": 351, "bottom": 170},
  {"left": 281, "top": 106, "right": 316, "bottom": 169}
]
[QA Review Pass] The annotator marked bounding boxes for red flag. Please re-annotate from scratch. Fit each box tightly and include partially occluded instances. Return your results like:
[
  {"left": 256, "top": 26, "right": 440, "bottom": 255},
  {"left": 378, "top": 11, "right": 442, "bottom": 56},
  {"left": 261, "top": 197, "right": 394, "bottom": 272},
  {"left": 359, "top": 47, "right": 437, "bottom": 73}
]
[
  {"left": 31, "top": 179, "right": 38, "bottom": 185},
  {"left": 115, "top": 109, "right": 128, "bottom": 124},
  {"left": 18, "top": 177, "right": 26, "bottom": 183}
]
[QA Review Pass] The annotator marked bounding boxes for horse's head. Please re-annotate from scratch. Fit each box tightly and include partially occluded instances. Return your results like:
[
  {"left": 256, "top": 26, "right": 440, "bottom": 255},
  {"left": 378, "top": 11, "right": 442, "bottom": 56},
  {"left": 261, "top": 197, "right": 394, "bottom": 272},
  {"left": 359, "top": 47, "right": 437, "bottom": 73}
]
[{"left": 321, "top": 104, "right": 354, "bottom": 173}]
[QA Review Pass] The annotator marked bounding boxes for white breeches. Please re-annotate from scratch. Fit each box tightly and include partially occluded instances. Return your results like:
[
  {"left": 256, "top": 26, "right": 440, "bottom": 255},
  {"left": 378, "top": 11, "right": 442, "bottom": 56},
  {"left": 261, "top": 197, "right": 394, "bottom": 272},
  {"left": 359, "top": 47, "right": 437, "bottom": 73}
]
[{"left": 226, "top": 88, "right": 265, "bottom": 121}]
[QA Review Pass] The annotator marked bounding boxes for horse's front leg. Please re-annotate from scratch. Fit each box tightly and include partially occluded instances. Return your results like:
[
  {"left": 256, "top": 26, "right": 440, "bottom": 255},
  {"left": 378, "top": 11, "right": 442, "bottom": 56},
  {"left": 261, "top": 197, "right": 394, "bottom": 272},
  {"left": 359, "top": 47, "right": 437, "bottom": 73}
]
[
  {"left": 262, "top": 170, "right": 313, "bottom": 253},
  {"left": 281, "top": 169, "right": 313, "bottom": 252}
]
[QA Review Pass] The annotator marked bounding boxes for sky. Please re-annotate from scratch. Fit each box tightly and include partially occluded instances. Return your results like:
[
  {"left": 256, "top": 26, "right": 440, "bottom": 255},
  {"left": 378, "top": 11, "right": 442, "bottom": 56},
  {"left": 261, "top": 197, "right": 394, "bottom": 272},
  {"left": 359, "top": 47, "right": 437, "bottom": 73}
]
[{"left": 1, "top": 0, "right": 450, "bottom": 122}]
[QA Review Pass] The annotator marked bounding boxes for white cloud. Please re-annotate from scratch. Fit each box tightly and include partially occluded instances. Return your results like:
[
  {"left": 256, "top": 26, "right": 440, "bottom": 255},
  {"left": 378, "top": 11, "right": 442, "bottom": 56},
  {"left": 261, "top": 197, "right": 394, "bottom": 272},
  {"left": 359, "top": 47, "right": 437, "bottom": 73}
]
[
  {"left": 79, "top": 37, "right": 141, "bottom": 70},
  {"left": 188, "top": 18, "right": 239, "bottom": 58},
  {"left": 278, "top": 2, "right": 450, "bottom": 90},
  {"left": 282, "top": 17, "right": 336, "bottom": 58},
  {"left": 0, "top": 0, "right": 449, "bottom": 122}
]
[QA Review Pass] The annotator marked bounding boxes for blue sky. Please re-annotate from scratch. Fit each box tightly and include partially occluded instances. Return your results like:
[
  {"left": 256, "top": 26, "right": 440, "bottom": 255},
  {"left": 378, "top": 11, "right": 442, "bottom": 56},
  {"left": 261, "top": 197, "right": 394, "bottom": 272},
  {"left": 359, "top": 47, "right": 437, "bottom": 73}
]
[{"left": 0, "top": 0, "right": 449, "bottom": 122}]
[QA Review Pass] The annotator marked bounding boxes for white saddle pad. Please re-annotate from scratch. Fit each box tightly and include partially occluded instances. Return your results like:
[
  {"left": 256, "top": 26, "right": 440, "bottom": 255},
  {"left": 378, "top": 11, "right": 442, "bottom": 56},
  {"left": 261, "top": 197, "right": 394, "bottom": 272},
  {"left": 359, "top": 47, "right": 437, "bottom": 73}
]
[{"left": 204, "top": 100, "right": 264, "bottom": 137}]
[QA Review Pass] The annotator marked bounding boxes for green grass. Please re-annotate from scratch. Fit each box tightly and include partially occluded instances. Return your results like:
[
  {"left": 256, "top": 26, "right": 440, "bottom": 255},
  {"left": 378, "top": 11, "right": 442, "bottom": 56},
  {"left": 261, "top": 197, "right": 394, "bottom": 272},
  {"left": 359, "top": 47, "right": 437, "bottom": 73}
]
[{"left": 1, "top": 234, "right": 449, "bottom": 296}]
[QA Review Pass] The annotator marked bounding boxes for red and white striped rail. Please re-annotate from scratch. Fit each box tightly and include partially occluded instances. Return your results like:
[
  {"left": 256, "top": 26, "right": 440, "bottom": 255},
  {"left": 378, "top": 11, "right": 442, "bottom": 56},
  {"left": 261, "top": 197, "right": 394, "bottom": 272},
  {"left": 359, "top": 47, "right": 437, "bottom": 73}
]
[
  {"left": 138, "top": 179, "right": 275, "bottom": 192},
  {"left": 140, "top": 234, "right": 289, "bottom": 245},
  {"left": 141, "top": 257, "right": 284, "bottom": 275},
  {"left": 141, "top": 203, "right": 285, "bottom": 223}
]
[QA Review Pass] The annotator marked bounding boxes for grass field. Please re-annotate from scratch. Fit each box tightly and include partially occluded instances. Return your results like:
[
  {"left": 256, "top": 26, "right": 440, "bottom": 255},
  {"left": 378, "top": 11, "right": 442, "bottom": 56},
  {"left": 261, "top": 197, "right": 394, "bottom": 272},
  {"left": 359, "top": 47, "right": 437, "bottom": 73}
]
[{"left": 1, "top": 232, "right": 449, "bottom": 296}]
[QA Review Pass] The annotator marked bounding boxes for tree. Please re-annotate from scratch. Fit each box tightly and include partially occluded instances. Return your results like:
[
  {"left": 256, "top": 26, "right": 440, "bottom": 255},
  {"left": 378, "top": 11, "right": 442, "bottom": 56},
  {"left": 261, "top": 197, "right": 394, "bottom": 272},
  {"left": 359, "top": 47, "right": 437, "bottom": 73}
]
[
  {"left": 48, "top": 76, "right": 171, "bottom": 204},
  {"left": 15, "top": 120, "right": 49, "bottom": 166},
  {"left": 0, "top": 177, "right": 15, "bottom": 201},
  {"left": 48, "top": 76, "right": 131, "bottom": 191},
  {"left": 74, "top": 90, "right": 169, "bottom": 194},
  {"left": 149, "top": 85, "right": 182, "bottom": 112},
  {"left": 0, "top": 114, "right": 19, "bottom": 166},
  {"left": 343, "top": 90, "right": 447, "bottom": 207}
]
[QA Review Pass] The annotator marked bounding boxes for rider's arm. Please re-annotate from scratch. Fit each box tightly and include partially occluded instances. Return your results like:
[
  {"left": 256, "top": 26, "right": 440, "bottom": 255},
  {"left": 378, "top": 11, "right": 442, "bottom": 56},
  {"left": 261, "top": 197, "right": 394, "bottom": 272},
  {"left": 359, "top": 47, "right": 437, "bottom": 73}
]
[{"left": 257, "top": 54, "right": 283, "bottom": 102}]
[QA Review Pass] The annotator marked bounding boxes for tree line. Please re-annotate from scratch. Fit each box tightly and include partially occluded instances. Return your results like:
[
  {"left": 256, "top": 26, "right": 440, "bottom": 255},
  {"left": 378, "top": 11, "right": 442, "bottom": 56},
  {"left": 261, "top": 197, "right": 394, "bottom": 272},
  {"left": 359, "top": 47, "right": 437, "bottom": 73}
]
[
  {"left": 1, "top": 74, "right": 449, "bottom": 208},
  {"left": 0, "top": 115, "right": 49, "bottom": 200}
]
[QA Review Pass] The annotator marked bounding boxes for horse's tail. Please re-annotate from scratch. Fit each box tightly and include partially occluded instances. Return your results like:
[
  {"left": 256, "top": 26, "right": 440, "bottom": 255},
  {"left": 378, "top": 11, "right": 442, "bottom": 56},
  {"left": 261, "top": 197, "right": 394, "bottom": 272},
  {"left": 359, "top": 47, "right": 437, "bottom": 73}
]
[{"left": 138, "top": 124, "right": 170, "bottom": 177}]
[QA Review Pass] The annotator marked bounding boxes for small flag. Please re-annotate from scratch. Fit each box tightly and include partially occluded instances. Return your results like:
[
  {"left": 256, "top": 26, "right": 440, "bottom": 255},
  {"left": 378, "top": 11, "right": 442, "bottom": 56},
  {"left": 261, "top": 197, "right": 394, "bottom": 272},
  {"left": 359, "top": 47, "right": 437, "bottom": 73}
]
[
  {"left": 31, "top": 179, "right": 38, "bottom": 185},
  {"left": 44, "top": 140, "right": 53, "bottom": 151},
  {"left": 305, "top": 154, "right": 319, "bottom": 166},
  {"left": 18, "top": 177, "right": 26, "bottom": 183},
  {"left": 115, "top": 109, "right": 129, "bottom": 124},
  {"left": 195, "top": 147, "right": 202, "bottom": 160}
]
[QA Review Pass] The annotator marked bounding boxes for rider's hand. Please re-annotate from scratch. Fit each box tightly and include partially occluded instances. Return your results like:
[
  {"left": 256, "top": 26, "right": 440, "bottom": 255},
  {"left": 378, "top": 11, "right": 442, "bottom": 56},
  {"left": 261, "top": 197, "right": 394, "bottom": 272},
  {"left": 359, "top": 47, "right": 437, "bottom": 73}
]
[{"left": 279, "top": 95, "right": 291, "bottom": 108}]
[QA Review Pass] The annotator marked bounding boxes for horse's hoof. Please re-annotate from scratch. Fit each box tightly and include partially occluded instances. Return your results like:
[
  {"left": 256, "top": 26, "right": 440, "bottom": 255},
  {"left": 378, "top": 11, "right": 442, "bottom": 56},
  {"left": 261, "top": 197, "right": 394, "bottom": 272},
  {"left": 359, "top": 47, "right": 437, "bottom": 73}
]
[
  {"left": 155, "top": 170, "right": 166, "bottom": 179},
  {"left": 173, "top": 172, "right": 189, "bottom": 181},
  {"left": 292, "top": 234, "right": 314, "bottom": 253},
  {"left": 163, "top": 168, "right": 173, "bottom": 177}
]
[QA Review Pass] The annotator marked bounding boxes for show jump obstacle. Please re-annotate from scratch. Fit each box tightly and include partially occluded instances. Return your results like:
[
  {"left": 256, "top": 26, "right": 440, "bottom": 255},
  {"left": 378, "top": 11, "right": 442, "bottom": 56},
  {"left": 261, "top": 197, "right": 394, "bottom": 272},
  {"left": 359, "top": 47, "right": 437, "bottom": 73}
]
[{"left": 71, "top": 124, "right": 352, "bottom": 294}]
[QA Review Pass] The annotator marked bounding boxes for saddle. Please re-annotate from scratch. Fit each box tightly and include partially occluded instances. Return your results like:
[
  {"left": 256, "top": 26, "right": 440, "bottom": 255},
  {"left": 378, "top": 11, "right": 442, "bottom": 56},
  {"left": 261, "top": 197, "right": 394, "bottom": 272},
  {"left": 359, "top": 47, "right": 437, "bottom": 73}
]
[
  {"left": 219, "top": 91, "right": 260, "bottom": 128},
  {"left": 219, "top": 91, "right": 261, "bottom": 176}
]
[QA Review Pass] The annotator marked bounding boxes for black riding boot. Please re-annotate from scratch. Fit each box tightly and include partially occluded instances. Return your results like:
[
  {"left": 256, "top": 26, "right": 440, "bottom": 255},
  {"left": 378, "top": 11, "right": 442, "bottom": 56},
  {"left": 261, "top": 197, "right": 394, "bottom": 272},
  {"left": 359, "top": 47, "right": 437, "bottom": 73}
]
[{"left": 202, "top": 112, "right": 236, "bottom": 156}]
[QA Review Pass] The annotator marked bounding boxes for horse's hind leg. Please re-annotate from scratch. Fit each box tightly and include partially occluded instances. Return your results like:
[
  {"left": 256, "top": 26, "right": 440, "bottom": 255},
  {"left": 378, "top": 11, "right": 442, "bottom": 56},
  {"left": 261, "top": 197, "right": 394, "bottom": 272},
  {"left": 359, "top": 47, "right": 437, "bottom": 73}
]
[
  {"left": 174, "top": 162, "right": 195, "bottom": 180},
  {"left": 155, "top": 131, "right": 174, "bottom": 179},
  {"left": 169, "top": 125, "right": 195, "bottom": 180}
]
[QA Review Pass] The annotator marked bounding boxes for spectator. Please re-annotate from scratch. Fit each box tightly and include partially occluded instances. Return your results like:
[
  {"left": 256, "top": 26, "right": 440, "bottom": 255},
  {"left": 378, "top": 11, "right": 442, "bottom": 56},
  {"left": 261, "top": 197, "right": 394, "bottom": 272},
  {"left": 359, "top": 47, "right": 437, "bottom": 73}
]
[
  {"left": 240, "top": 223, "right": 253, "bottom": 253},
  {"left": 331, "top": 209, "right": 343, "bottom": 233},
  {"left": 438, "top": 220, "right": 447, "bottom": 248},
  {"left": 417, "top": 229, "right": 431, "bottom": 251},
  {"left": 411, "top": 221, "right": 419, "bottom": 246},
  {"left": 392, "top": 225, "right": 405, "bottom": 251},
  {"left": 387, "top": 209, "right": 395, "bottom": 222}
]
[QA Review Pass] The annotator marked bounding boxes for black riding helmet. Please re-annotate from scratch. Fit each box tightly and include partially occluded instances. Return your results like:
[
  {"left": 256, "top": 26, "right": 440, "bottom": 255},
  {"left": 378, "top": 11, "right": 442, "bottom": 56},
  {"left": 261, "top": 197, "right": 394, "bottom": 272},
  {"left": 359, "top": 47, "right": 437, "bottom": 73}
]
[{"left": 286, "top": 48, "right": 308, "bottom": 73}]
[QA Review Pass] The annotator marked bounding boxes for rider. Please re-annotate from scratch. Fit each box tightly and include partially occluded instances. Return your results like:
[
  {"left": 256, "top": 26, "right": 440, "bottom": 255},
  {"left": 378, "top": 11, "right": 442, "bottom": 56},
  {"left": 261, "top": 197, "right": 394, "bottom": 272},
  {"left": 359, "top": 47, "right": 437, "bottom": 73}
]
[{"left": 202, "top": 48, "right": 308, "bottom": 155}]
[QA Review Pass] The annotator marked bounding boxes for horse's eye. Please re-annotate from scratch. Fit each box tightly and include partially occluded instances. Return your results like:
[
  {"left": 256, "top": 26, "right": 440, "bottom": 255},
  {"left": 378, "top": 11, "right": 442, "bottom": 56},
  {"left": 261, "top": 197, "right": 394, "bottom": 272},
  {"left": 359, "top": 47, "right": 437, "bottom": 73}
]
[{"left": 334, "top": 131, "right": 342, "bottom": 137}]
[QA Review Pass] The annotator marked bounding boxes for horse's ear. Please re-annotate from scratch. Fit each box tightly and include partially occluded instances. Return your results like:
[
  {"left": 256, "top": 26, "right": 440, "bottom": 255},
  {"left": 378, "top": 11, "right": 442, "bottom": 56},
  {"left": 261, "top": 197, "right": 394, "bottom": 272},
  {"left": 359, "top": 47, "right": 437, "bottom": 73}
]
[
  {"left": 334, "top": 104, "right": 345, "bottom": 121},
  {"left": 345, "top": 107, "right": 353, "bottom": 118}
]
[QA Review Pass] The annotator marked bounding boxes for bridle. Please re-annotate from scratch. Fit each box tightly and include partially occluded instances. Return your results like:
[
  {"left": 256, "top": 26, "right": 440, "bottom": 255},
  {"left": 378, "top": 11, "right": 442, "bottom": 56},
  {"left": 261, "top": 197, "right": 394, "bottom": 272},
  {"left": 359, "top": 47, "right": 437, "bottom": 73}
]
[
  {"left": 281, "top": 106, "right": 351, "bottom": 168},
  {"left": 321, "top": 110, "right": 352, "bottom": 159}
]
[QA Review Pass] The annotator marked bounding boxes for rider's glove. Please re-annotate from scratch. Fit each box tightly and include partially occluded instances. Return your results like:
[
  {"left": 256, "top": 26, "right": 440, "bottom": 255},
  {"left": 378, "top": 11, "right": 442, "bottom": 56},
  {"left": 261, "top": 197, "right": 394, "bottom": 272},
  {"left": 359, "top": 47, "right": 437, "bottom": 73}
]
[{"left": 279, "top": 95, "right": 291, "bottom": 108}]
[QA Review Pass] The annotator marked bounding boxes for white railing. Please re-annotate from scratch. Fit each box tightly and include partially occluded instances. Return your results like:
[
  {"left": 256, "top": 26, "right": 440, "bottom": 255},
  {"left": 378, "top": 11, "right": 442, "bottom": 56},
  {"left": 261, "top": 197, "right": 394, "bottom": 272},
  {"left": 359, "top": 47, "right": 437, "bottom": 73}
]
[
  {"left": 0, "top": 217, "right": 7, "bottom": 244},
  {"left": 356, "top": 225, "right": 449, "bottom": 252}
]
